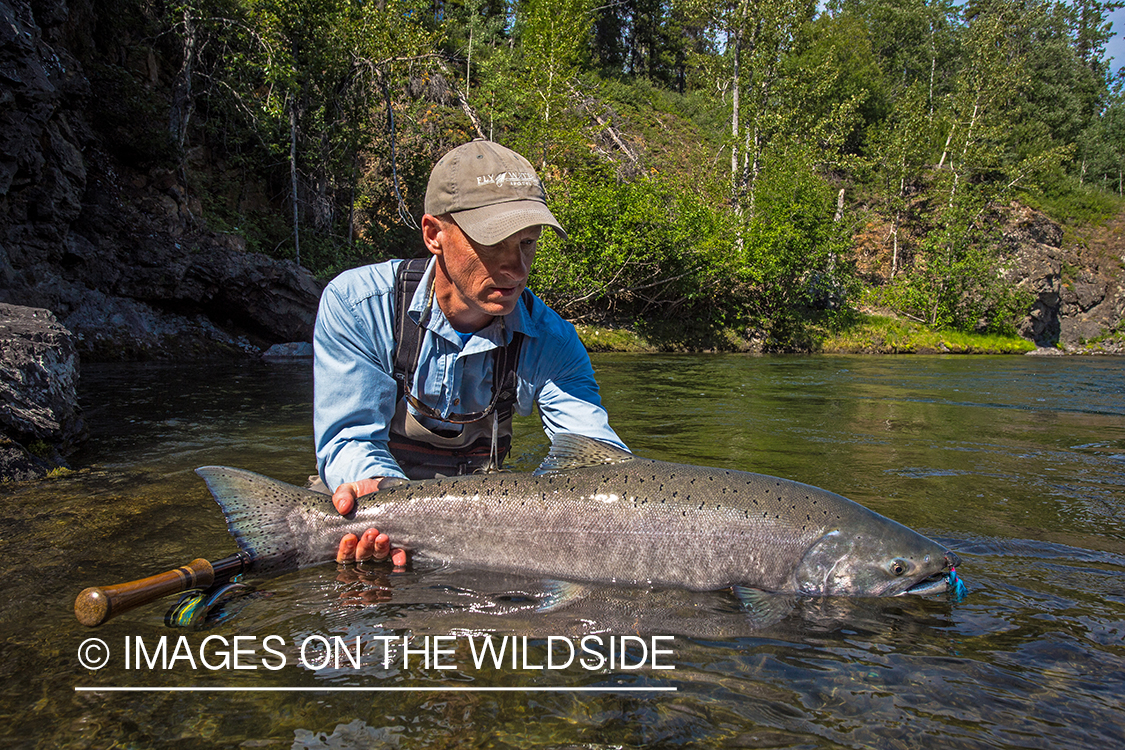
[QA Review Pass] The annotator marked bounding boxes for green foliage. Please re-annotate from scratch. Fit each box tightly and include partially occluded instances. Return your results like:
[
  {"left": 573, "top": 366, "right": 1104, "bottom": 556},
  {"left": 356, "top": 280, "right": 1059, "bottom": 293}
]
[
  {"left": 871, "top": 224, "right": 1033, "bottom": 334},
  {"left": 530, "top": 142, "right": 853, "bottom": 350},
  {"left": 788, "top": 13, "right": 888, "bottom": 156},
  {"left": 80, "top": 0, "right": 1125, "bottom": 349},
  {"left": 734, "top": 143, "right": 856, "bottom": 344},
  {"left": 530, "top": 173, "right": 728, "bottom": 321},
  {"left": 1022, "top": 176, "right": 1125, "bottom": 226}
]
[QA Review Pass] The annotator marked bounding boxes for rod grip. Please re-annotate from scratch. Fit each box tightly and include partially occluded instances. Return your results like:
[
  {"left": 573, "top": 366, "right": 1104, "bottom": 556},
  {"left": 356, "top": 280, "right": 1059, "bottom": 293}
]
[{"left": 75, "top": 558, "right": 216, "bottom": 627}]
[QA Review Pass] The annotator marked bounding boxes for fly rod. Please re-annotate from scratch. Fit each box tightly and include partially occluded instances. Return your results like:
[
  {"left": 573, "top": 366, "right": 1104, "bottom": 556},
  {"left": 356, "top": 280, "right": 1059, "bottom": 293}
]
[{"left": 74, "top": 551, "right": 251, "bottom": 627}]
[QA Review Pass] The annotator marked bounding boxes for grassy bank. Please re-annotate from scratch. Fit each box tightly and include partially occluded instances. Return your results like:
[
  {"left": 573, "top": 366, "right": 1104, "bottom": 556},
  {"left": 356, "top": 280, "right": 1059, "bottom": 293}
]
[
  {"left": 574, "top": 313, "right": 1038, "bottom": 355},
  {"left": 816, "top": 314, "right": 1037, "bottom": 354}
]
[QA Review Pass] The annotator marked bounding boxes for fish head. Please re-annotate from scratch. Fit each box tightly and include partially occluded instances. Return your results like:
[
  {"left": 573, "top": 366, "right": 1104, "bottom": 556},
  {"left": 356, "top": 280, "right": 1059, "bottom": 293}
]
[{"left": 793, "top": 520, "right": 958, "bottom": 597}]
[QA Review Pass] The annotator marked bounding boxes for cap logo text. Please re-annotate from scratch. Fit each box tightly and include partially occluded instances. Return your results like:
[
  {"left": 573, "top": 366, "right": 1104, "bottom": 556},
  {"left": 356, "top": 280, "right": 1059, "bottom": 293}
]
[{"left": 476, "top": 171, "right": 539, "bottom": 189}]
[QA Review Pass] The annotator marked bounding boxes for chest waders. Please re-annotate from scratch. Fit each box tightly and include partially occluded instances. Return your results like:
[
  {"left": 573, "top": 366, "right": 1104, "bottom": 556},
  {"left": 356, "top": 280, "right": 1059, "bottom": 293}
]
[{"left": 388, "top": 256, "right": 530, "bottom": 479}]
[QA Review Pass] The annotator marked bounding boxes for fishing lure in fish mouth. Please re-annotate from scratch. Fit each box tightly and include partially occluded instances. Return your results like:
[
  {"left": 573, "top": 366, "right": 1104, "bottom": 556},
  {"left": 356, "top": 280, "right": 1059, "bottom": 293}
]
[{"left": 948, "top": 567, "right": 968, "bottom": 600}]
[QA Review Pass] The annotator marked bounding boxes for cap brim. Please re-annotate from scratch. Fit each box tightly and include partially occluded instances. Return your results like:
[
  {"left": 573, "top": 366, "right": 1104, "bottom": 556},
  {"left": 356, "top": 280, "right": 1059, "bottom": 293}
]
[{"left": 452, "top": 200, "right": 567, "bottom": 245}]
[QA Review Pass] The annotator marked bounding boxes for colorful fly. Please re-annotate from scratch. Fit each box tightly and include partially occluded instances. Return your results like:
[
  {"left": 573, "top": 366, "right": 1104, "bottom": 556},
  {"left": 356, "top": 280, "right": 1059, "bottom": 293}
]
[{"left": 949, "top": 567, "right": 968, "bottom": 600}]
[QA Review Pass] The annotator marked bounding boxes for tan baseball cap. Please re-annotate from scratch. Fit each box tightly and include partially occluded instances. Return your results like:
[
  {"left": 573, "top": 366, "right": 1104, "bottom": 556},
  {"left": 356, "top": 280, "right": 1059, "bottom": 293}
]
[{"left": 424, "top": 139, "right": 567, "bottom": 245}]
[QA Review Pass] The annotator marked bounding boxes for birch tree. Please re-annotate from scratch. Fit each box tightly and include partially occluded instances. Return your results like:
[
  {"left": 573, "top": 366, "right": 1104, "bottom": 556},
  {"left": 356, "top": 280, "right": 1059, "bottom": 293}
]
[
  {"left": 519, "top": 0, "right": 595, "bottom": 167},
  {"left": 697, "top": 0, "right": 814, "bottom": 218}
]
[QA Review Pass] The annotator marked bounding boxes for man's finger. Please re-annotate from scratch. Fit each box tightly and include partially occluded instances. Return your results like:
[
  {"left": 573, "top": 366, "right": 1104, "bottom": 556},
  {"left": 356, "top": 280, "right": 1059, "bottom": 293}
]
[
  {"left": 336, "top": 533, "right": 359, "bottom": 564},
  {"left": 391, "top": 548, "right": 407, "bottom": 568},
  {"left": 356, "top": 528, "right": 390, "bottom": 561},
  {"left": 332, "top": 486, "right": 356, "bottom": 515},
  {"left": 332, "top": 477, "right": 385, "bottom": 517}
]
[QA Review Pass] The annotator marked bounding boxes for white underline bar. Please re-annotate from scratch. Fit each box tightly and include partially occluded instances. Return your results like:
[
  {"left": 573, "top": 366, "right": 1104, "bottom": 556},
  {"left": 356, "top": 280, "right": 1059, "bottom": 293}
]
[{"left": 76, "top": 686, "right": 677, "bottom": 693}]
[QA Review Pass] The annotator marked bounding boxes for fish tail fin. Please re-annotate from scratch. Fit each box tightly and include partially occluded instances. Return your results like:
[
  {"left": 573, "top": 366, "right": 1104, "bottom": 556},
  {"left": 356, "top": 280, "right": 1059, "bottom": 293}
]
[{"left": 195, "top": 466, "right": 311, "bottom": 575}]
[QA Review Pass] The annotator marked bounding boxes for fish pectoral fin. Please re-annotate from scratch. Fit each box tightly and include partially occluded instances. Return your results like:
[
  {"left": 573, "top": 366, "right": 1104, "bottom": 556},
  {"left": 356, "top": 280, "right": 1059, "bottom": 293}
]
[
  {"left": 534, "top": 434, "right": 635, "bottom": 475},
  {"left": 731, "top": 586, "right": 796, "bottom": 629},
  {"left": 537, "top": 580, "right": 590, "bottom": 612}
]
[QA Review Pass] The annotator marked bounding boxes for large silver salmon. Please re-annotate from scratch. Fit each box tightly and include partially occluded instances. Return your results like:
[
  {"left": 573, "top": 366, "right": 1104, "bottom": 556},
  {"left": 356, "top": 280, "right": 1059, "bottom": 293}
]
[{"left": 197, "top": 434, "right": 960, "bottom": 598}]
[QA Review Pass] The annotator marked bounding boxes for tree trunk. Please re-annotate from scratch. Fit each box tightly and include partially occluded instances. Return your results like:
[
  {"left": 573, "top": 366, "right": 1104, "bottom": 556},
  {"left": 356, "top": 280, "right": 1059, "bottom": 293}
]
[
  {"left": 169, "top": 8, "right": 197, "bottom": 151},
  {"left": 289, "top": 98, "right": 300, "bottom": 266}
]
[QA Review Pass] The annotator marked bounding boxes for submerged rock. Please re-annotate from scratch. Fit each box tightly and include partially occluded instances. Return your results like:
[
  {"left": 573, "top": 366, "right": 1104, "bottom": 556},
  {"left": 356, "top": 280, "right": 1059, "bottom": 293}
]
[{"left": 262, "top": 341, "right": 314, "bottom": 360}]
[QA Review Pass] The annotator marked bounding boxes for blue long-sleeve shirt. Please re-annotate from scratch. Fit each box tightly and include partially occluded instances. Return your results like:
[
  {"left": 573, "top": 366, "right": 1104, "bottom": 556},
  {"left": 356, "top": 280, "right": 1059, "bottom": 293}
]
[{"left": 313, "top": 257, "right": 625, "bottom": 489}]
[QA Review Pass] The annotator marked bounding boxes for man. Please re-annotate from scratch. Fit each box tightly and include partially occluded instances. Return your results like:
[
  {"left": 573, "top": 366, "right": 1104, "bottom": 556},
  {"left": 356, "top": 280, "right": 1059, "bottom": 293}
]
[{"left": 313, "top": 139, "right": 625, "bottom": 566}]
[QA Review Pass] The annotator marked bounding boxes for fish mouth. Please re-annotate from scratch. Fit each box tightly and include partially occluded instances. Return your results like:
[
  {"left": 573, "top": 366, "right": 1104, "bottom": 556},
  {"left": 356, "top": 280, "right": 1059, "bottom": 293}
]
[
  {"left": 898, "top": 550, "right": 964, "bottom": 597},
  {"left": 899, "top": 571, "right": 951, "bottom": 596}
]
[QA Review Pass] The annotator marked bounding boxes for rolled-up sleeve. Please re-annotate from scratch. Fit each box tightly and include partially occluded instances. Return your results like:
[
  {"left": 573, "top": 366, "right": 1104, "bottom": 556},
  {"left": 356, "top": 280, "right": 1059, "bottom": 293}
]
[{"left": 313, "top": 276, "right": 406, "bottom": 488}]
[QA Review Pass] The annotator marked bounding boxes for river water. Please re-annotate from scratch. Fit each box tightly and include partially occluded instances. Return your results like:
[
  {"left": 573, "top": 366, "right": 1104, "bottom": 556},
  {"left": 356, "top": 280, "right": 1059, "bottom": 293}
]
[{"left": 0, "top": 354, "right": 1122, "bottom": 749}]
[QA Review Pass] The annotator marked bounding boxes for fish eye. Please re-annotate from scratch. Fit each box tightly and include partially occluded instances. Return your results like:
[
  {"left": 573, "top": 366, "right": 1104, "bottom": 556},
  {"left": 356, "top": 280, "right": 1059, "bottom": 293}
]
[{"left": 890, "top": 559, "right": 908, "bottom": 576}]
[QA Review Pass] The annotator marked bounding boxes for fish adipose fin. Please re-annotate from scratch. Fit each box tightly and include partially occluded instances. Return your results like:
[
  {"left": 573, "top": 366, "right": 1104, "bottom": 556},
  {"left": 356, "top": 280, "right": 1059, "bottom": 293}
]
[
  {"left": 535, "top": 433, "right": 635, "bottom": 475},
  {"left": 195, "top": 466, "right": 309, "bottom": 576}
]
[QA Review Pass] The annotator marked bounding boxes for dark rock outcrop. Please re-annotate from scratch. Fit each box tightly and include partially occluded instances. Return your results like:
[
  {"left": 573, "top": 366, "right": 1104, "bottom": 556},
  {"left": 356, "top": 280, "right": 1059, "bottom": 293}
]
[
  {"left": 0, "top": 302, "right": 85, "bottom": 481},
  {"left": 0, "top": 0, "right": 323, "bottom": 361},
  {"left": 1000, "top": 204, "right": 1124, "bottom": 354}
]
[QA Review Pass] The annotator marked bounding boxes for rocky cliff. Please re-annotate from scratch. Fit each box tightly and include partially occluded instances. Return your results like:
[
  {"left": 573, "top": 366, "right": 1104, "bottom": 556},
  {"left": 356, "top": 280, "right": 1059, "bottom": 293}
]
[
  {"left": 0, "top": 303, "right": 84, "bottom": 479},
  {"left": 1001, "top": 204, "right": 1124, "bottom": 354},
  {"left": 0, "top": 0, "right": 322, "bottom": 361}
]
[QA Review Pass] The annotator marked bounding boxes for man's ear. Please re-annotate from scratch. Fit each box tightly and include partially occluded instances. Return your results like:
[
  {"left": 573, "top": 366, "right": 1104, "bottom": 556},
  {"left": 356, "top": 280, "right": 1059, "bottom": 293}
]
[{"left": 421, "top": 214, "right": 444, "bottom": 257}]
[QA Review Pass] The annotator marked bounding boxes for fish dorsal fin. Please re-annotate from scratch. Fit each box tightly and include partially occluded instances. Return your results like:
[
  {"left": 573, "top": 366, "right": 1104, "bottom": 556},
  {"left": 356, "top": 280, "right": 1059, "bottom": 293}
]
[{"left": 534, "top": 433, "right": 635, "bottom": 475}]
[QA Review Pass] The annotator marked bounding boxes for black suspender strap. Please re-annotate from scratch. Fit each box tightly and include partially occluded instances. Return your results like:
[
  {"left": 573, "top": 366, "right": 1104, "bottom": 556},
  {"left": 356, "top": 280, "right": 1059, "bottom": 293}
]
[
  {"left": 392, "top": 257, "right": 430, "bottom": 405},
  {"left": 392, "top": 258, "right": 531, "bottom": 421}
]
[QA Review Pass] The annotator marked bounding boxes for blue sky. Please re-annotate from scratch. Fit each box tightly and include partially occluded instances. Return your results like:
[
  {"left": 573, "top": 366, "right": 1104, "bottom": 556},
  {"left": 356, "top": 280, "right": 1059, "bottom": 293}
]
[{"left": 1110, "top": 7, "right": 1125, "bottom": 77}]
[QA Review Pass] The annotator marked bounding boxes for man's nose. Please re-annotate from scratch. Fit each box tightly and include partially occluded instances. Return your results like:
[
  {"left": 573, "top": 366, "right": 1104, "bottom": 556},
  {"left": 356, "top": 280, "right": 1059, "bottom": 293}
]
[{"left": 496, "top": 242, "right": 530, "bottom": 276}]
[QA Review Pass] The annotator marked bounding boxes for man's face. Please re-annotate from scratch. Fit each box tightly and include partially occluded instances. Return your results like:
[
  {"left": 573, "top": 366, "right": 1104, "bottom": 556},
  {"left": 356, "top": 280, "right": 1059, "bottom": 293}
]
[{"left": 423, "top": 215, "right": 541, "bottom": 332}]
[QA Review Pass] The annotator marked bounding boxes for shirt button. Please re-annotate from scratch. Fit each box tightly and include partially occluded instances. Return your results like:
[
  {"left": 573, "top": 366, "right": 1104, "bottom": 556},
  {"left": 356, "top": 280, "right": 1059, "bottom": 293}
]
[{"left": 453, "top": 398, "right": 460, "bottom": 405}]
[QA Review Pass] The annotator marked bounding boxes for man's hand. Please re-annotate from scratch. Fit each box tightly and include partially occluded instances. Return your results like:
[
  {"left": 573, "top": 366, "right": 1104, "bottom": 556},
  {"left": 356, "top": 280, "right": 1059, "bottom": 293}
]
[{"left": 333, "top": 478, "right": 408, "bottom": 567}]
